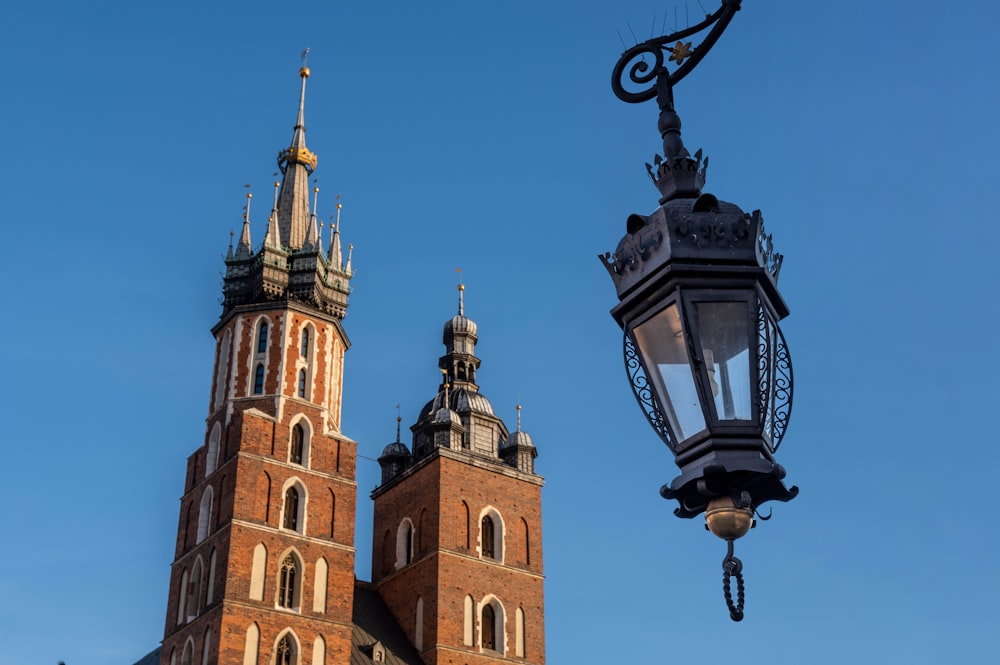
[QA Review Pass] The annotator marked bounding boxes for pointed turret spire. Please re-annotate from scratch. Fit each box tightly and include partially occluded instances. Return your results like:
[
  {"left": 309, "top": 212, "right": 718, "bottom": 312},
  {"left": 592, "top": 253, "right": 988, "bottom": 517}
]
[
  {"left": 304, "top": 186, "right": 320, "bottom": 250},
  {"left": 328, "top": 197, "right": 343, "bottom": 268},
  {"left": 276, "top": 66, "right": 318, "bottom": 250},
  {"left": 236, "top": 192, "right": 253, "bottom": 258},
  {"left": 226, "top": 230, "right": 234, "bottom": 260},
  {"left": 264, "top": 181, "right": 283, "bottom": 248},
  {"left": 345, "top": 243, "right": 353, "bottom": 275}
]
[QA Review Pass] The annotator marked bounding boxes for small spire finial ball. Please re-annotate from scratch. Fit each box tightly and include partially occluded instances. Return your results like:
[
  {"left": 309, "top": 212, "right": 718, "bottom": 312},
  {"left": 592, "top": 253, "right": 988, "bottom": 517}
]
[{"left": 299, "top": 66, "right": 310, "bottom": 78}]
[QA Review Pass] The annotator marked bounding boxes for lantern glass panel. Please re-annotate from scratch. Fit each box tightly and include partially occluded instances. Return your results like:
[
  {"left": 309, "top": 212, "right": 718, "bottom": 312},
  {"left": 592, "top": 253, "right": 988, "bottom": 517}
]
[
  {"left": 633, "top": 303, "right": 706, "bottom": 440},
  {"left": 694, "top": 300, "right": 752, "bottom": 421}
]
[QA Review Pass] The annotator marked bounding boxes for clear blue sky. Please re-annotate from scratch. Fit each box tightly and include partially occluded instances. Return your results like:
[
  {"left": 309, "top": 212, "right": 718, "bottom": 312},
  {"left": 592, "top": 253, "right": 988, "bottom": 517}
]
[{"left": 1, "top": 1, "right": 997, "bottom": 663}]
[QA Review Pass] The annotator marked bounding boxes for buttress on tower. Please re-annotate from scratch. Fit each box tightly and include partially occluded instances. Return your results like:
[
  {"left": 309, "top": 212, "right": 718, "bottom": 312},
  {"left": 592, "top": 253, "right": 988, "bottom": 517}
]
[{"left": 158, "top": 67, "right": 545, "bottom": 665}]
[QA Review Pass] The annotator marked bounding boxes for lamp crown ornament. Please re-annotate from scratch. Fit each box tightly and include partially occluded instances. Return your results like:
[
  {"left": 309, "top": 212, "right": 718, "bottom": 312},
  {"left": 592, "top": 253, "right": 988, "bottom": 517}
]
[{"left": 603, "top": 0, "right": 798, "bottom": 622}]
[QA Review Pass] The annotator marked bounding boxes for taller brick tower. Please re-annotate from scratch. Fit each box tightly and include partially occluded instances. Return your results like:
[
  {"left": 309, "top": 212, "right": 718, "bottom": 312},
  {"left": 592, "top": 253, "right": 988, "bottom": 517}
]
[
  {"left": 372, "top": 286, "right": 546, "bottom": 665},
  {"left": 160, "top": 66, "right": 358, "bottom": 665}
]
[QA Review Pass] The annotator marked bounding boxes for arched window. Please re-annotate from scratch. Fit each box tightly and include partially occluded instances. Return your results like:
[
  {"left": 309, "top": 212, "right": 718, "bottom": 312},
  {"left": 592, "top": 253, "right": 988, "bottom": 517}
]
[
  {"left": 213, "top": 330, "right": 231, "bottom": 412},
  {"left": 275, "top": 634, "right": 296, "bottom": 665},
  {"left": 278, "top": 554, "right": 299, "bottom": 610},
  {"left": 283, "top": 486, "right": 300, "bottom": 531},
  {"left": 206, "top": 549, "right": 217, "bottom": 605},
  {"left": 463, "top": 595, "right": 474, "bottom": 646},
  {"left": 201, "top": 628, "right": 212, "bottom": 665},
  {"left": 395, "top": 518, "right": 414, "bottom": 569},
  {"left": 460, "top": 501, "right": 470, "bottom": 550},
  {"left": 176, "top": 569, "right": 189, "bottom": 625},
  {"left": 243, "top": 623, "right": 259, "bottom": 665},
  {"left": 197, "top": 487, "right": 213, "bottom": 543},
  {"left": 312, "top": 635, "right": 326, "bottom": 665},
  {"left": 313, "top": 557, "right": 328, "bottom": 613},
  {"left": 297, "top": 369, "right": 307, "bottom": 398},
  {"left": 479, "top": 508, "right": 504, "bottom": 562},
  {"left": 290, "top": 425, "right": 304, "bottom": 465},
  {"left": 516, "top": 607, "right": 526, "bottom": 657},
  {"left": 481, "top": 516, "right": 495, "bottom": 559},
  {"left": 186, "top": 557, "right": 203, "bottom": 621},
  {"left": 181, "top": 638, "right": 194, "bottom": 665},
  {"left": 257, "top": 321, "right": 268, "bottom": 354},
  {"left": 482, "top": 604, "right": 496, "bottom": 651},
  {"left": 206, "top": 423, "right": 221, "bottom": 477},
  {"left": 480, "top": 598, "right": 505, "bottom": 654},
  {"left": 521, "top": 517, "right": 531, "bottom": 566},
  {"left": 253, "top": 363, "right": 265, "bottom": 394},
  {"left": 415, "top": 596, "right": 424, "bottom": 651},
  {"left": 249, "top": 543, "right": 266, "bottom": 601},
  {"left": 300, "top": 328, "right": 310, "bottom": 357}
]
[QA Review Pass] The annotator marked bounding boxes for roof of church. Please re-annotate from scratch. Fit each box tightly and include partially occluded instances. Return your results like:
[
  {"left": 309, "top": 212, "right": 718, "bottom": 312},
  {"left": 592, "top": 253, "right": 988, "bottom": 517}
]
[
  {"left": 351, "top": 582, "right": 425, "bottom": 665},
  {"left": 131, "top": 646, "right": 160, "bottom": 665}
]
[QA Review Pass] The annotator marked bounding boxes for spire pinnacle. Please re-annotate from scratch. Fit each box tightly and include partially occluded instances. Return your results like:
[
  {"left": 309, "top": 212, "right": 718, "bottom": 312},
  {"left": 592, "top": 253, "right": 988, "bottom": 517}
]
[
  {"left": 456, "top": 270, "right": 465, "bottom": 316},
  {"left": 328, "top": 199, "right": 343, "bottom": 269},
  {"left": 236, "top": 191, "right": 253, "bottom": 258},
  {"left": 345, "top": 243, "right": 353, "bottom": 275},
  {"left": 276, "top": 64, "right": 318, "bottom": 249},
  {"left": 304, "top": 186, "right": 320, "bottom": 250},
  {"left": 516, "top": 404, "right": 522, "bottom": 432},
  {"left": 395, "top": 404, "right": 402, "bottom": 442},
  {"left": 227, "top": 229, "right": 234, "bottom": 260}
]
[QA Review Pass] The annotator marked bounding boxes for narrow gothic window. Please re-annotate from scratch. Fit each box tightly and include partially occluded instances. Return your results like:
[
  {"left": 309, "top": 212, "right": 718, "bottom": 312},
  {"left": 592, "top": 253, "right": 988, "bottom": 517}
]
[
  {"left": 404, "top": 522, "right": 413, "bottom": 564},
  {"left": 297, "top": 369, "right": 307, "bottom": 398},
  {"left": 257, "top": 322, "right": 268, "bottom": 354},
  {"left": 283, "top": 486, "right": 300, "bottom": 531},
  {"left": 276, "top": 634, "right": 295, "bottom": 665},
  {"left": 482, "top": 604, "right": 496, "bottom": 651},
  {"left": 482, "top": 516, "right": 495, "bottom": 559},
  {"left": 290, "top": 425, "right": 304, "bottom": 465},
  {"left": 253, "top": 364, "right": 265, "bottom": 394},
  {"left": 300, "top": 328, "right": 309, "bottom": 357},
  {"left": 278, "top": 555, "right": 297, "bottom": 609}
]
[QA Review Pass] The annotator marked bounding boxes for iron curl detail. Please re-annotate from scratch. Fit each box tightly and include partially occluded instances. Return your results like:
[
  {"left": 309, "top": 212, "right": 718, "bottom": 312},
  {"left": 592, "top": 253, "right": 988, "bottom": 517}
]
[
  {"left": 624, "top": 334, "right": 674, "bottom": 449},
  {"left": 757, "top": 304, "right": 793, "bottom": 452},
  {"left": 611, "top": 0, "right": 743, "bottom": 104}
]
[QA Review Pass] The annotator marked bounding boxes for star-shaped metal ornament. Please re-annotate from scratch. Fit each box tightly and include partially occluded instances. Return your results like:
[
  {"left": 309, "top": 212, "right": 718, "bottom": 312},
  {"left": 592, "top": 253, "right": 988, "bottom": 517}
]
[{"left": 669, "top": 41, "right": 693, "bottom": 64}]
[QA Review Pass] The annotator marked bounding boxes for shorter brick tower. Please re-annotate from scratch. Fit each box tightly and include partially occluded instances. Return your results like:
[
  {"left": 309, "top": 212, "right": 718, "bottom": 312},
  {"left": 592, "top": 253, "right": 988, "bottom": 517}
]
[
  {"left": 160, "top": 66, "right": 359, "bottom": 665},
  {"left": 372, "top": 286, "right": 545, "bottom": 665}
]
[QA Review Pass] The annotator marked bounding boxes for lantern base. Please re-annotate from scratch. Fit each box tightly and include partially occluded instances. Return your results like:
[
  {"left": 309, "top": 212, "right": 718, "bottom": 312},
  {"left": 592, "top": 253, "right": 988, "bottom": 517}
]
[{"left": 661, "top": 462, "right": 798, "bottom": 519}]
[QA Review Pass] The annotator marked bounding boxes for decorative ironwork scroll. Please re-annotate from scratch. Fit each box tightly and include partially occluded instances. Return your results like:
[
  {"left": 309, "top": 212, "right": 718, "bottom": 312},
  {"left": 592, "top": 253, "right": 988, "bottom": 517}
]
[
  {"left": 612, "top": 0, "right": 743, "bottom": 104},
  {"left": 624, "top": 334, "right": 675, "bottom": 450},
  {"left": 757, "top": 304, "right": 793, "bottom": 452}
]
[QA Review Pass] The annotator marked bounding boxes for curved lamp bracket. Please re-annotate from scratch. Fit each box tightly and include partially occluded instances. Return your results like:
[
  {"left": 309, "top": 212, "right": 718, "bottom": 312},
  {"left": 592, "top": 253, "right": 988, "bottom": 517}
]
[{"left": 612, "top": 0, "right": 743, "bottom": 104}]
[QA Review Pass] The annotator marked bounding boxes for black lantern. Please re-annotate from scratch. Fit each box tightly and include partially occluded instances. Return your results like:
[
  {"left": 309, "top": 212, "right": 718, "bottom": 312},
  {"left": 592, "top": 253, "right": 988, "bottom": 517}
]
[{"left": 600, "top": 0, "right": 797, "bottom": 620}]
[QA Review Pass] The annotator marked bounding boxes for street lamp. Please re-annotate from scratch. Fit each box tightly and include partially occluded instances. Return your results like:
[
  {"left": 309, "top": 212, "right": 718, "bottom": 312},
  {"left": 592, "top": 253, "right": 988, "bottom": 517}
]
[{"left": 600, "top": 0, "right": 797, "bottom": 621}]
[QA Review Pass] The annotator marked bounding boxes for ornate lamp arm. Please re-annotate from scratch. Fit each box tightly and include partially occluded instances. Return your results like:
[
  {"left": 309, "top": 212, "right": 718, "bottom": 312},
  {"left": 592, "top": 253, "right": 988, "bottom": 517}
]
[{"left": 611, "top": 0, "right": 743, "bottom": 106}]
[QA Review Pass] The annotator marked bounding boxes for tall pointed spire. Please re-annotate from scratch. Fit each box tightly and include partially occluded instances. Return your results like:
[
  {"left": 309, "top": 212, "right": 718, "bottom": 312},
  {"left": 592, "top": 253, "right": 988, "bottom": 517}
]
[
  {"left": 328, "top": 197, "right": 343, "bottom": 269},
  {"left": 276, "top": 66, "right": 318, "bottom": 250},
  {"left": 236, "top": 192, "right": 253, "bottom": 258},
  {"left": 304, "top": 186, "right": 320, "bottom": 250},
  {"left": 264, "top": 181, "right": 282, "bottom": 248}
]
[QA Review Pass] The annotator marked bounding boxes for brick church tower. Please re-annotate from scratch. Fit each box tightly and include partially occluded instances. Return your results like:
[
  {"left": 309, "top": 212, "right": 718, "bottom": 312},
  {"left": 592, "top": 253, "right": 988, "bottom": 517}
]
[
  {"left": 371, "top": 285, "right": 546, "bottom": 664},
  {"left": 156, "top": 65, "right": 545, "bottom": 665},
  {"left": 160, "top": 66, "right": 359, "bottom": 665}
]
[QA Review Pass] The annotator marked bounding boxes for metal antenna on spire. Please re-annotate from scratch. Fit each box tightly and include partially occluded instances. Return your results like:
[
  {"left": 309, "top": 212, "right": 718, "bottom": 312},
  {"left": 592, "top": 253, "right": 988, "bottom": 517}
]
[
  {"left": 516, "top": 403, "right": 522, "bottom": 432},
  {"left": 272, "top": 181, "right": 280, "bottom": 210},
  {"left": 395, "top": 404, "right": 402, "bottom": 441},
  {"left": 455, "top": 268, "right": 464, "bottom": 315}
]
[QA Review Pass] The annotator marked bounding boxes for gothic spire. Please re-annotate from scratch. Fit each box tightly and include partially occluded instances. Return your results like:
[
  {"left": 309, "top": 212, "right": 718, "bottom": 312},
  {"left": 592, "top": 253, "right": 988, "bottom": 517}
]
[
  {"left": 328, "top": 198, "right": 343, "bottom": 268},
  {"left": 276, "top": 67, "right": 318, "bottom": 250},
  {"left": 235, "top": 192, "right": 253, "bottom": 258}
]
